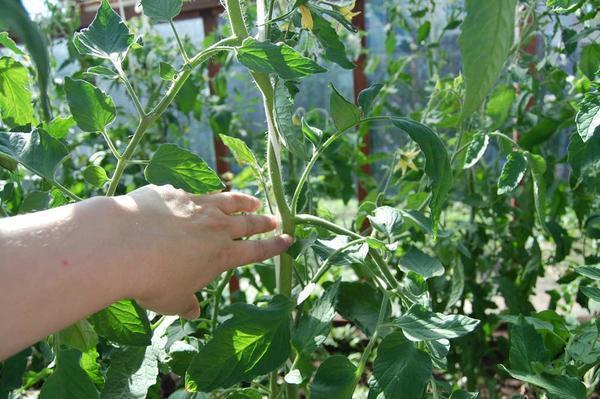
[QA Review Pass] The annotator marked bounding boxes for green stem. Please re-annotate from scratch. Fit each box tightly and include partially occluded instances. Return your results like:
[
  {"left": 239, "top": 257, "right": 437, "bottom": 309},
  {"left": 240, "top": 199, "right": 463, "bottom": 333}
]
[
  {"left": 104, "top": 38, "right": 236, "bottom": 196},
  {"left": 291, "top": 116, "right": 393, "bottom": 214},
  {"left": 114, "top": 62, "right": 146, "bottom": 118},
  {"left": 489, "top": 130, "right": 520, "bottom": 148},
  {"left": 102, "top": 129, "right": 121, "bottom": 159},
  {"left": 311, "top": 237, "right": 371, "bottom": 284},
  {"left": 294, "top": 214, "right": 399, "bottom": 289},
  {"left": 53, "top": 180, "right": 83, "bottom": 201},
  {"left": 354, "top": 291, "right": 389, "bottom": 383},
  {"left": 169, "top": 19, "right": 191, "bottom": 64},
  {"left": 211, "top": 270, "right": 234, "bottom": 333}
]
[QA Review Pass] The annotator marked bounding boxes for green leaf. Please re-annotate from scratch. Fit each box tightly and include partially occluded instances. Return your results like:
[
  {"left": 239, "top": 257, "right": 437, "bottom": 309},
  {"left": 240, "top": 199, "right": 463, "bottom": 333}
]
[
  {"left": 357, "top": 83, "right": 383, "bottom": 116},
  {"left": 497, "top": 151, "right": 527, "bottom": 195},
  {"left": 566, "top": 322, "right": 600, "bottom": 365},
  {"left": 579, "top": 43, "right": 600, "bottom": 80},
  {"left": 219, "top": 134, "right": 261, "bottom": 173},
  {"left": 101, "top": 346, "right": 159, "bottom": 399},
  {"left": 568, "top": 132, "right": 600, "bottom": 192},
  {"left": 237, "top": 38, "right": 327, "bottom": 80},
  {"left": 391, "top": 118, "right": 452, "bottom": 233},
  {"left": 141, "top": 0, "right": 182, "bottom": 21},
  {"left": 499, "top": 366, "right": 586, "bottom": 399},
  {"left": 525, "top": 152, "right": 547, "bottom": 229},
  {"left": 73, "top": 0, "right": 134, "bottom": 63},
  {"left": 59, "top": 319, "right": 99, "bottom": 352},
  {"left": 44, "top": 116, "right": 75, "bottom": 139},
  {"left": 309, "top": 10, "right": 355, "bottom": 70},
  {"left": 546, "top": 0, "right": 579, "bottom": 13},
  {"left": 449, "top": 390, "right": 480, "bottom": 399},
  {"left": 292, "top": 281, "right": 340, "bottom": 354},
  {"left": 399, "top": 246, "right": 444, "bottom": 280},
  {"left": 39, "top": 349, "right": 99, "bottom": 399},
  {"left": 19, "top": 190, "right": 50, "bottom": 214},
  {"left": 0, "top": 56, "right": 33, "bottom": 127},
  {"left": 0, "top": 0, "right": 51, "bottom": 120},
  {"left": 581, "top": 286, "right": 600, "bottom": 302},
  {"left": 459, "top": 0, "right": 517, "bottom": 121},
  {"left": 145, "top": 144, "right": 224, "bottom": 194},
  {"left": 301, "top": 118, "right": 323, "bottom": 145},
  {"left": 65, "top": 77, "right": 116, "bottom": 133},
  {"left": 0, "top": 129, "right": 68, "bottom": 181},
  {"left": 369, "top": 332, "right": 432, "bottom": 399},
  {"left": 185, "top": 296, "right": 293, "bottom": 392},
  {"left": 159, "top": 61, "right": 177, "bottom": 80},
  {"left": 274, "top": 79, "right": 311, "bottom": 159},
  {"left": 507, "top": 317, "right": 550, "bottom": 372},
  {"left": 486, "top": 84, "right": 516, "bottom": 128},
  {"left": 0, "top": 32, "right": 24, "bottom": 55},
  {"left": 575, "top": 264, "right": 600, "bottom": 280},
  {"left": 83, "top": 165, "right": 110, "bottom": 188},
  {"left": 463, "top": 132, "right": 490, "bottom": 169},
  {"left": 80, "top": 349, "right": 104, "bottom": 389},
  {"left": 576, "top": 92, "right": 600, "bottom": 142},
  {"left": 0, "top": 348, "right": 31, "bottom": 392},
  {"left": 368, "top": 206, "right": 403, "bottom": 237},
  {"left": 309, "top": 355, "right": 357, "bottom": 399},
  {"left": 335, "top": 282, "right": 387, "bottom": 337},
  {"left": 394, "top": 304, "right": 480, "bottom": 341},
  {"left": 329, "top": 83, "right": 361, "bottom": 130},
  {"left": 85, "top": 65, "right": 119, "bottom": 79},
  {"left": 89, "top": 300, "right": 152, "bottom": 346},
  {"left": 168, "top": 341, "right": 198, "bottom": 376}
]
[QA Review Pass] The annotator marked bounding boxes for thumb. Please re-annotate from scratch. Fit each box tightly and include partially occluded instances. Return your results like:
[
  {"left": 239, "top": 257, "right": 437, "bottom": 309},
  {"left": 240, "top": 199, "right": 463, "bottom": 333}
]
[{"left": 179, "top": 295, "right": 201, "bottom": 320}]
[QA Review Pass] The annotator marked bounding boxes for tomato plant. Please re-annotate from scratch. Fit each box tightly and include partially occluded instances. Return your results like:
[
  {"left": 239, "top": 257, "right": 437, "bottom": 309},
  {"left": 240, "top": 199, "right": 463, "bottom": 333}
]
[{"left": 1, "top": 0, "right": 599, "bottom": 398}]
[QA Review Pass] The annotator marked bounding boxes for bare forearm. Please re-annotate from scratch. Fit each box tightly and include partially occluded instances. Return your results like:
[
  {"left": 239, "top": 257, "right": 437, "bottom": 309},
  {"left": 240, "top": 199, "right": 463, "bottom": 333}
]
[{"left": 0, "top": 197, "right": 127, "bottom": 360}]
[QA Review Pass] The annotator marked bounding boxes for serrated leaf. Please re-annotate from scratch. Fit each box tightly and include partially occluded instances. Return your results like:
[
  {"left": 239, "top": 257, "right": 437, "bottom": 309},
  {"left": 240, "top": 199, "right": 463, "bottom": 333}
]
[
  {"left": 39, "top": 349, "right": 99, "bottom": 399},
  {"left": 101, "top": 345, "right": 159, "bottom": 399},
  {"left": 499, "top": 366, "right": 586, "bottom": 399},
  {"left": 0, "top": 56, "right": 33, "bottom": 127},
  {"left": 368, "top": 206, "right": 403, "bottom": 237},
  {"left": 0, "top": 32, "right": 24, "bottom": 55},
  {"left": 186, "top": 296, "right": 293, "bottom": 392},
  {"left": 576, "top": 92, "right": 600, "bottom": 142},
  {"left": 145, "top": 144, "right": 224, "bottom": 194},
  {"left": 394, "top": 304, "right": 480, "bottom": 341},
  {"left": 0, "top": 128, "right": 68, "bottom": 181},
  {"left": 44, "top": 116, "right": 75, "bottom": 139},
  {"left": 335, "top": 281, "right": 387, "bottom": 337},
  {"left": 357, "top": 83, "right": 383, "bottom": 116},
  {"left": 89, "top": 300, "right": 152, "bottom": 346},
  {"left": 525, "top": 152, "right": 547, "bottom": 229},
  {"left": 83, "top": 165, "right": 110, "bottom": 188},
  {"left": 399, "top": 246, "right": 444, "bottom": 280},
  {"left": 274, "top": 79, "right": 311, "bottom": 159},
  {"left": 141, "top": 0, "right": 182, "bottom": 21},
  {"left": 581, "top": 286, "right": 600, "bottom": 301},
  {"left": 168, "top": 341, "right": 198, "bottom": 376},
  {"left": 237, "top": 38, "right": 326, "bottom": 80},
  {"left": 567, "top": 132, "right": 600, "bottom": 192},
  {"left": 579, "top": 43, "right": 600, "bottom": 80},
  {"left": 391, "top": 118, "right": 452, "bottom": 234},
  {"left": 310, "top": 355, "right": 357, "bottom": 399},
  {"left": 85, "top": 65, "right": 119, "bottom": 79},
  {"left": 497, "top": 151, "right": 527, "bottom": 195},
  {"left": 219, "top": 134, "right": 261, "bottom": 173},
  {"left": 329, "top": 83, "right": 361, "bottom": 130},
  {"left": 159, "top": 61, "right": 177, "bottom": 80},
  {"left": 65, "top": 77, "right": 116, "bottom": 133},
  {"left": 309, "top": 9, "right": 355, "bottom": 69},
  {"left": 575, "top": 264, "right": 600, "bottom": 280},
  {"left": 59, "top": 319, "right": 99, "bottom": 352},
  {"left": 292, "top": 281, "right": 340, "bottom": 354},
  {"left": 463, "top": 133, "right": 489, "bottom": 169},
  {"left": 459, "top": 0, "right": 517, "bottom": 121},
  {"left": 73, "top": 0, "right": 134, "bottom": 63},
  {"left": 369, "top": 332, "right": 432, "bottom": 399}
]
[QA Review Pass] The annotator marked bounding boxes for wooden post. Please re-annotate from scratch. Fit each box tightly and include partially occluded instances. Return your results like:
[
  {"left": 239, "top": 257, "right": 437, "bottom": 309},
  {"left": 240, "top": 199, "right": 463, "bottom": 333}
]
[{"left": 353, "top": 0, "right": 371, "bottom": 203}]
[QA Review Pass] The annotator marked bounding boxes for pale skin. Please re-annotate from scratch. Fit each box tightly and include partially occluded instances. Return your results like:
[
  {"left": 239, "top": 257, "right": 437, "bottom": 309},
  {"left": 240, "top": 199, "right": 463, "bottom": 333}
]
[{"left": 0, "top": 184, "right": 292, "bottom": 361}]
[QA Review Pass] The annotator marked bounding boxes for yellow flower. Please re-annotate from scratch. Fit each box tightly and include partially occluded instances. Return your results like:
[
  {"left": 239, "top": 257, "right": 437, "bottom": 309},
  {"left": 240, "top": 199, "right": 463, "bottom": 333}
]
[
  {"left": 340, "top": 0, "right": 361, "bottom": 22},
  {"left": 299, "top": 5, "right": 314, "bottom": 30},
  {"left": 395, "top": 149, "right": 420, "bottom": 174}
]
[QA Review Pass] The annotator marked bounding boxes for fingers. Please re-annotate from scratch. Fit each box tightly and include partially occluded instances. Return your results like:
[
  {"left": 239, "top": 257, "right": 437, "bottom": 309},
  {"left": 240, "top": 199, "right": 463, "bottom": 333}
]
[
  {"left": 180, "top": 295, "right": 201, "bottom": 320},
  {"left": 138, "top": 294, "right": 200, "bottom": 320},
  {"left": 226, "top": 214, "right": 279, "bottom": 239},
  {"left": 199, "top": 192, "right": 261, "bottom": 214},
  {"left": 227, "top": 234, "right": 293, "bottom": 267}
]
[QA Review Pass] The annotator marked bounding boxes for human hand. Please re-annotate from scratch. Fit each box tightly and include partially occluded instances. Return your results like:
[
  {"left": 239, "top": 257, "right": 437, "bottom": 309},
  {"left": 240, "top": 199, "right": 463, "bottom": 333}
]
[{"left": 112, "top": 184, "right": 292, "bottom": 320}]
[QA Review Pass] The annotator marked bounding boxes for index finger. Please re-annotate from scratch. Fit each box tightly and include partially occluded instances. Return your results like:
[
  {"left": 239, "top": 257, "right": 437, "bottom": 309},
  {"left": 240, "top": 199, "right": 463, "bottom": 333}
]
[
  {"left": 198, "top": 192, "right": 261, "bottom": 214},
  {"left": 225, "top": 235, "right": 293, "bottom": 268}
]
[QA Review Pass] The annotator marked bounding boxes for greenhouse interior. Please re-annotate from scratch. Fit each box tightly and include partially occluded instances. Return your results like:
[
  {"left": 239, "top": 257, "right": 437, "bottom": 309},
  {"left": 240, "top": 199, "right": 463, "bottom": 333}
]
[{"left": 0, "top": 0, "right": 599, "bottom": 398}]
